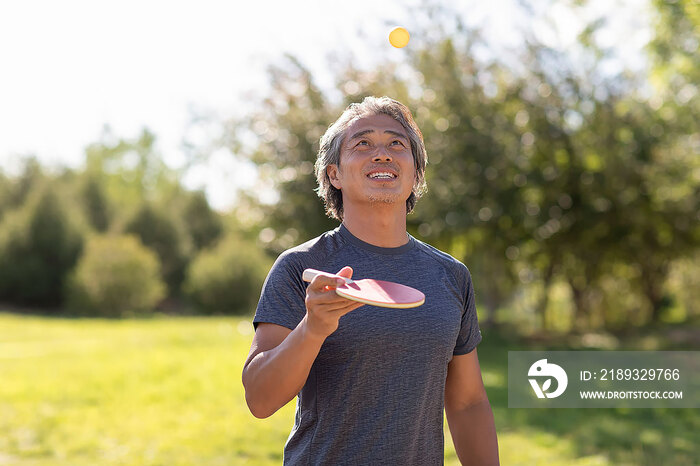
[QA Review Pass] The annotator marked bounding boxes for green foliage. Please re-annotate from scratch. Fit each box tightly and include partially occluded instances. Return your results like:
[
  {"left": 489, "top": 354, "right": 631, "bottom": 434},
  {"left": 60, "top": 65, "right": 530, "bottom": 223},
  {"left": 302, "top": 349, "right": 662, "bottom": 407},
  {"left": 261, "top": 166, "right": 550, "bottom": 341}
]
[
  {"left": 180, "top": 190, "right": 223, "bottom": 251},
  {"left": 666, "top": 253, "right": 700, "bottom": 321},
  {"left": 184, "top": 235, "right": 270, "bottom": 315},
  {"left": 230, "top": 4, "right": 700, "bottom": 332},
  {"left": 649, "top": 0, "right": 700, "bottom": 93},
  {"left": 124, "top": 203, "right": 191, "bottom": 295},
  {"left": 0, "top": 184, "right": 84, "bottom": 307},
  {"left": 65, "top": 235, "right": 165, "bottom": 317},
  {"left": 79, "top": 176, "right": 112, "bottom": 232},
  {"left": 0, "top": 172, "right": 12, "bottom": 217},
  {"left": 0, "top": 158, "right": 45, "bottom": 214},
  {"left": 0, "top": 132, "right": 231, "bottom": 314},
  {"left": 83, "top": 128, "right": 181, "bottom": 214},
  {"left": 0, "top": 1, "right": 696, "bottom": 332},
  {"left": 230, "top": 57, "right": 341, "bottom": 251}
]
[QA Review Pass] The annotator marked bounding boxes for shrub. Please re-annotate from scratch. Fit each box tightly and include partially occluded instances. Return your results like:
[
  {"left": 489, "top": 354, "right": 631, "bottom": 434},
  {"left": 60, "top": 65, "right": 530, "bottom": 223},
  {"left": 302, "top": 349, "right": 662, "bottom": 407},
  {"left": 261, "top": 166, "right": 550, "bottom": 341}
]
[
  {"left": 80, "top": 176, "right": 111, "bottom": 232},
  {"left": 66, "top": 235, "right": 166, "bottom": 317},
  {"left": 181, "top": 190, "right": 223, "bottom": 251},
  {"left": 124, "top": 203, "right": 190, "bottom": 295},
  {"left": 0, "top": 186, "right": 84, "bottom": 308},
  {"left": 184, "top": 235, "right": 270, "bottom": 315}
]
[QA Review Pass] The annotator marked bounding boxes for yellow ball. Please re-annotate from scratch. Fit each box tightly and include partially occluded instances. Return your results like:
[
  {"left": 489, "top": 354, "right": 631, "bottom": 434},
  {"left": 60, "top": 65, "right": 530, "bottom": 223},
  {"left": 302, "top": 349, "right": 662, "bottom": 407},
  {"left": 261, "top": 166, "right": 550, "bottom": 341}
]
[{"left": 389, "top": 27, "right": 410, "bottom": 48}]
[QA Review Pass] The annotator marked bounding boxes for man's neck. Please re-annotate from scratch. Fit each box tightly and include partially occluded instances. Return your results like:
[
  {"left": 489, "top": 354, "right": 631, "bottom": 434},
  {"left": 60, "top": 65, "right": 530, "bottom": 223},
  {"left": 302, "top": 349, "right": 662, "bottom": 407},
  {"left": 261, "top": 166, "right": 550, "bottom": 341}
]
[{"left": 341, "top": 203, "right": 409, "bottom": 248}]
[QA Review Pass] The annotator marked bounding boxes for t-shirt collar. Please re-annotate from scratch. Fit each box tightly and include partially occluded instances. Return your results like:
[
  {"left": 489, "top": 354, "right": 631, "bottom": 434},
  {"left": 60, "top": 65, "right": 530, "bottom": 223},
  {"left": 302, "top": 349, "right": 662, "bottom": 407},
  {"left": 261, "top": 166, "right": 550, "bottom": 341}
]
[{"left": 338, "top": 223, "right": 415, "bottom": 255}]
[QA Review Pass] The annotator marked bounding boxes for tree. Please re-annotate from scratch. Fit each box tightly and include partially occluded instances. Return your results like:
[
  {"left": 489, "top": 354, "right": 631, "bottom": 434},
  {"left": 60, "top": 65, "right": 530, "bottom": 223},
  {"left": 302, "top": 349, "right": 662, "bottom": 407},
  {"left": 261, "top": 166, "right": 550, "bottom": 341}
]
[
  {"left": 228, "top": 56, "right": 340, "bottom": 251},
  {"left": 80, "top": 176, "right": 112, "bottom": 232},
  {"left": 180, "top": 190, "right": 223, "bottom": 251},
  {"left": 0, "top": 184, "right": 84, "bottom": 307},
  {"left": 84, "top": 128, "right": 181, "bottom": 214},
  {"left": 124, "top": 203, "right": 191, "bottom": 295},
  {"left": 229, "top": 1, "right": 699, "bottom": 332}
]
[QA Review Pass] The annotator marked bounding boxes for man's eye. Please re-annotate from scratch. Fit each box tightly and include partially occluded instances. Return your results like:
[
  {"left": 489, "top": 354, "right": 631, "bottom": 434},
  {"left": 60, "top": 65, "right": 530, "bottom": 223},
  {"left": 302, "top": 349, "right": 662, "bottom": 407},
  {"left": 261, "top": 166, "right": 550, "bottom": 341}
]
[
  {"left": 391, "top": 140, "right": 405, "bottom": 146},
  {"left": 357, "top": 140, "right": 369, "bottom": 146}
]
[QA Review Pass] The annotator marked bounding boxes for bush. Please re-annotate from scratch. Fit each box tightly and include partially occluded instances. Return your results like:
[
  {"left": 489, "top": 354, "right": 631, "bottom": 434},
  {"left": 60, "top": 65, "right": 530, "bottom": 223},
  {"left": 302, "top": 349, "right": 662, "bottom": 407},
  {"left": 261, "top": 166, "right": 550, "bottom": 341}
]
[
  {"left": 66, "top": 235, "right": 166, "bottom": 317},
  {"left": 124, "top": 203, "right": 190, "bottom": 295},
  {"left": 184, "top": 235, "right": 270, "bottom": 315},
  {"left": 180, "top": 190, "right": 223, "bottom": 251},
  {"left": 0, "top": 185, "right": 84, "bottom": 307},
  {"left": 80, "top": 176, "right": 111, "bottom": 232}
]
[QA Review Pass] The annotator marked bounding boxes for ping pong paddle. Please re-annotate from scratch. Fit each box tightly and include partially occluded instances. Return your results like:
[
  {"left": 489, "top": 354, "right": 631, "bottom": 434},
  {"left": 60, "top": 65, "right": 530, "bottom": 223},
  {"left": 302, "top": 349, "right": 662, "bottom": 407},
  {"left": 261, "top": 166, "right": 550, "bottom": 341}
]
[{"left": 302, "top": 268, "right": 425, "bottom": 309}]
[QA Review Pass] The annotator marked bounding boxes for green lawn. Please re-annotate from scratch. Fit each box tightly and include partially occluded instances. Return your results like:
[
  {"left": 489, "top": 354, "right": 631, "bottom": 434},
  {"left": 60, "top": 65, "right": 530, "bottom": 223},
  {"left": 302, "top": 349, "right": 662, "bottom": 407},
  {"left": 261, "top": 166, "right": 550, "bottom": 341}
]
[{"left": 0, "top": 313, "right": 697, "bottom": 465}]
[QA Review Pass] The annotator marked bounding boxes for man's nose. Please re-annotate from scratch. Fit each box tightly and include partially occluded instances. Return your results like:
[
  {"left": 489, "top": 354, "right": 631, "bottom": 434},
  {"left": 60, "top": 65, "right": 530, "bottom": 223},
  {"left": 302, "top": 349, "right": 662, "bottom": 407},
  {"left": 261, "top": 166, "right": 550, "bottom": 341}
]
[{"left": 372, "top": 149, "right": 393, "bottom": 163}]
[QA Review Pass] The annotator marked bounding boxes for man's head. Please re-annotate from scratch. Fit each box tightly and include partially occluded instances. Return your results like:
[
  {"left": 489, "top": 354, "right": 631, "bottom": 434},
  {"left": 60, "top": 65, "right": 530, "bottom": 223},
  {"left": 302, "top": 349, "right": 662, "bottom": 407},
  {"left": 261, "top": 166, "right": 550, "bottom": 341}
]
[{"left": 315, "top": 96, "right": 427, "bottom": 220}]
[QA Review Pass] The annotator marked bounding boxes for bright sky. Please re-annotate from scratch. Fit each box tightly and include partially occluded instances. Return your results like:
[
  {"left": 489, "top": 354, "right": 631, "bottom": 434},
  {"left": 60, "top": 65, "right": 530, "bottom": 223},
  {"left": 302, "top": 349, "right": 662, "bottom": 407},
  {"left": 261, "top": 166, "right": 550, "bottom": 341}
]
[{"left": 0, "top": 0, "right": 651, "bottom": 210}]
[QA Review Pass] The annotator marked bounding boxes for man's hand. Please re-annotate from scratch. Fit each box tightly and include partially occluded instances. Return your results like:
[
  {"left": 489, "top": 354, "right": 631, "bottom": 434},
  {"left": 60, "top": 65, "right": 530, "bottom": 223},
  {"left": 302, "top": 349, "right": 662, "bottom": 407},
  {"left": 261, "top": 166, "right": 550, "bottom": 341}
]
[
  {"left": 304, "top": 266, "right": 364, "bottom": 339},
  {"left": 242, "top": 265, "right": 364, "bottom": 418}
]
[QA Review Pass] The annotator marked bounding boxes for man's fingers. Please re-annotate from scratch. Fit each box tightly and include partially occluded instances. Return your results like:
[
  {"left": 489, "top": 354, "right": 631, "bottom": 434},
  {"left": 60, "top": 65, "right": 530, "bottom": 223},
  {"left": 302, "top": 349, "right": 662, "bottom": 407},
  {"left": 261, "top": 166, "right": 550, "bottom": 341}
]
[
  {"left": 307, "top": 295, "right": 352, "bottom": 309},
  {"left": 311, "top": 301, "right": 359, "bottom": 314},
  {"left": 303, "top": 274, "right": 364, "bottom": 337},
  {"left": 309, "top": 273, "right": 345, "bottom": 292},
  {"left": 304, "top": 266, "right": 362, "bottom": 329},
  {"left": 340, "top": 301, "right": 364, "bottom": 313},
  {"left": 306, "top": 285, "right": 351, "bottom": 307},
  {"left": 307, "top": 288, "right": 359, "bottom": 306},
  {"left": 336, "top": 266, "right": 353, "bottom": 279},
  {"left": 307, "top": 266, "right": 354, "bottom": 293}
]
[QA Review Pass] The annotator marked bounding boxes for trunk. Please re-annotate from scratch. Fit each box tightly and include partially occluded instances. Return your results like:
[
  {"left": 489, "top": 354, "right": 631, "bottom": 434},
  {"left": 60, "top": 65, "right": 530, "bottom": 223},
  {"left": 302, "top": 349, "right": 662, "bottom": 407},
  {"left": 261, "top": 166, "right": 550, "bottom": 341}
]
[
  {"left": 568, "top": 277, "right": 589, "bottom": 331},
  {"left": 640, "top": 261, "right": 669, "bottom": 323},
  {"left": 537, "top": 261, "right": 555, "bottom": 331}
]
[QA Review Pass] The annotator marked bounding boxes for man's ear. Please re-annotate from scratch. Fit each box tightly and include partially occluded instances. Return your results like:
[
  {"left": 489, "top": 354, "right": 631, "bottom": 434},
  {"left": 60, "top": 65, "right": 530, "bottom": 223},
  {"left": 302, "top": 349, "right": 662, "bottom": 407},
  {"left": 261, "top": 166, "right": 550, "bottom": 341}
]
[{"left": 327, "top": 164, "right": 342, "bottom": 190}]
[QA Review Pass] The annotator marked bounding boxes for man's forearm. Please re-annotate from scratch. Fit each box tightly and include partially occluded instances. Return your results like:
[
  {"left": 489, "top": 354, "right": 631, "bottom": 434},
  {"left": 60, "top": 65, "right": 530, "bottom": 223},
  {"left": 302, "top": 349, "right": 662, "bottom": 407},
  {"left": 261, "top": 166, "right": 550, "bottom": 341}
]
[
  {"left": 446, "top": 399, "right": 499, "bottom": 465},
  {"left": 242, "top": 316, "right": 326, "bottom": 418}
]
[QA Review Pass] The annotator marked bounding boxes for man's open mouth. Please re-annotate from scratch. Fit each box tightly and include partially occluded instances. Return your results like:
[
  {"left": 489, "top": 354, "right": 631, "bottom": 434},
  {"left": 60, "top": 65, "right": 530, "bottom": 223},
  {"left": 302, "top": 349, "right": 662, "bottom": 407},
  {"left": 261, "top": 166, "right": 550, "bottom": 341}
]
[{"left": 367, "top": 172, "right": 397, "bottom": 179}]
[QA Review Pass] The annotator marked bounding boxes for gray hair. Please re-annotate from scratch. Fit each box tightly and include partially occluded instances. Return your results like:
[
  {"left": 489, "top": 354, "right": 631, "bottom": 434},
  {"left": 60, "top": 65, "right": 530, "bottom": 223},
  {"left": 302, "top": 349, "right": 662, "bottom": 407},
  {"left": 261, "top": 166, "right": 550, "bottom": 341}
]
[{"left": 314, "top": 96, "right": 428, "bottom": 220}]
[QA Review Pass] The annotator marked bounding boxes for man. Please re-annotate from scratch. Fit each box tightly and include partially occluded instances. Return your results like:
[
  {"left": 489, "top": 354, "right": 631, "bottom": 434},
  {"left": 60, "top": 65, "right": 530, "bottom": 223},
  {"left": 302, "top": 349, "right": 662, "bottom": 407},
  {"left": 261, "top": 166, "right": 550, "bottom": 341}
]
[{"left": 242, "top": 96, "right": 499, "bottom": 465}]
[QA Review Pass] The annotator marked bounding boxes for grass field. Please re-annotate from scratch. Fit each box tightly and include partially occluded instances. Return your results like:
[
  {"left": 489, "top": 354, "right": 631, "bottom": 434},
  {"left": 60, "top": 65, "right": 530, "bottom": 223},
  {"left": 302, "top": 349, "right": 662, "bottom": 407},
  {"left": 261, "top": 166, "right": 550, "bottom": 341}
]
[{"left": 0, "top": 312, "right": 697, "bottom": 465}]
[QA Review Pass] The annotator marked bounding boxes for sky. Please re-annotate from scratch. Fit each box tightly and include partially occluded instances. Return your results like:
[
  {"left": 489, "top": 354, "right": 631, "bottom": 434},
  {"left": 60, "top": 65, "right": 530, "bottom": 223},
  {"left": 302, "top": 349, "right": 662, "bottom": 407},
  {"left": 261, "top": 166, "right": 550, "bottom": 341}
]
[{"left": 0, "top": 0, "right": 651, "bottom": 210}]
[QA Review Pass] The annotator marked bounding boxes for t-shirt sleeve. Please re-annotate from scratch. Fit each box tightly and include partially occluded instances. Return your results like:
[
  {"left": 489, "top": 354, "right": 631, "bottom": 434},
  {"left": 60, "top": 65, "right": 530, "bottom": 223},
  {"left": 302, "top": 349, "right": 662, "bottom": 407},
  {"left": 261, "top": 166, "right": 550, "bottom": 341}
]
[
  {"left": 453, "top": 267, "right": 482, "bottom": 355},
  {"left": 253, "top": 252, "right": 307, "bottom": 331}
]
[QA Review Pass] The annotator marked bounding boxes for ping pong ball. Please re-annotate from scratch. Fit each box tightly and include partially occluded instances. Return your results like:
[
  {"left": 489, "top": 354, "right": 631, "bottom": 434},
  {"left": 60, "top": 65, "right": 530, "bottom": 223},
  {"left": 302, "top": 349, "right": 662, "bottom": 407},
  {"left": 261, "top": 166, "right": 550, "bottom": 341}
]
[{"left": 389, "top": 27, "right": 410, "bottom": 48}]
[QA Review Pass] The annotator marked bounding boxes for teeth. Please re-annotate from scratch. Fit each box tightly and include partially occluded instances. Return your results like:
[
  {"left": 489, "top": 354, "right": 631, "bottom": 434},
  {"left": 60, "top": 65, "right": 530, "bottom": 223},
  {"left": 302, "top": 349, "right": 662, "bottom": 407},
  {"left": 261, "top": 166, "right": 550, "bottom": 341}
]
[{"left": 368, "top": 172, "right": 396, "bottom": 179}]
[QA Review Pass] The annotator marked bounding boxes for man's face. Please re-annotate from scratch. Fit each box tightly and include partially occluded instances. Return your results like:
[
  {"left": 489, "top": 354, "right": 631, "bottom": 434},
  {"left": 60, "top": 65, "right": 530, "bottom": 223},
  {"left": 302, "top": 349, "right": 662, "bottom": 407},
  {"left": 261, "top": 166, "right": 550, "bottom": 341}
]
[{"left": 327, "top": 114, "right": 416, "bottom": 212}]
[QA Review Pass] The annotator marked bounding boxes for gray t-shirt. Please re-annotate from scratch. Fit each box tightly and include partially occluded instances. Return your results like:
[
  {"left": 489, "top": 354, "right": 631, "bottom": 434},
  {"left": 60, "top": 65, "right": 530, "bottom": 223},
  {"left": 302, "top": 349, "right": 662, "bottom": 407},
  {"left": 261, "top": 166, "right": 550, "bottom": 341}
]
[{"left": 253, "top": 224, "right": 482, "bottom": 465}]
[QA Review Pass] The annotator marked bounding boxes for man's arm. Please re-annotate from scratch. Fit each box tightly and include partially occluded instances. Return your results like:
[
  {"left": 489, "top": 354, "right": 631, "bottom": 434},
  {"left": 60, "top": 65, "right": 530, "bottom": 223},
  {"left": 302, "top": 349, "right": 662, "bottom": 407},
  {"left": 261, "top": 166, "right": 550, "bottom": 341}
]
[
  {"left": 444, "top": 348, "right": 499, "bottom": 465},
  {"left": 242, "top": 267, "right": 363, "bottom": 418}
]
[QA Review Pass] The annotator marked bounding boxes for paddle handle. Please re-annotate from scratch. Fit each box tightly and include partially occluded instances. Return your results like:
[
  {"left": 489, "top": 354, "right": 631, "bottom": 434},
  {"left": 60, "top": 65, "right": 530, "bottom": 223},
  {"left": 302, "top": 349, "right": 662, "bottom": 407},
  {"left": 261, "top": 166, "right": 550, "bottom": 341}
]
[{"left": 302, "top": 268, "right": 352, "bottom": 284}]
